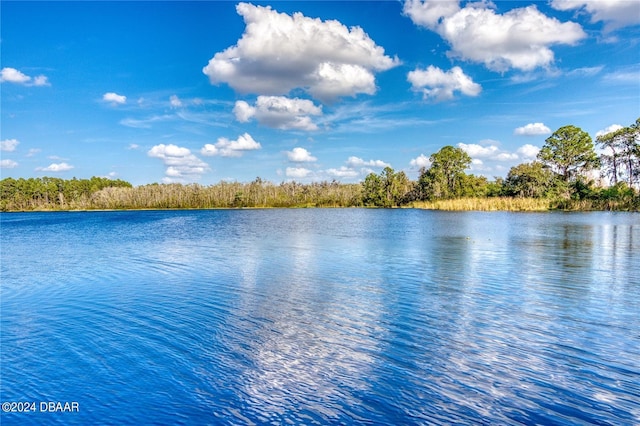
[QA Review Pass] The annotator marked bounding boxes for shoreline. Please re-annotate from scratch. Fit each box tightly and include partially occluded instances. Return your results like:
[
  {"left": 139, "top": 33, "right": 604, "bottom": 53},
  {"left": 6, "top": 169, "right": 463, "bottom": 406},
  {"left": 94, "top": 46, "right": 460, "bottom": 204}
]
[{"left": 1, "top": 202, "right": 637, "bottom": 213}]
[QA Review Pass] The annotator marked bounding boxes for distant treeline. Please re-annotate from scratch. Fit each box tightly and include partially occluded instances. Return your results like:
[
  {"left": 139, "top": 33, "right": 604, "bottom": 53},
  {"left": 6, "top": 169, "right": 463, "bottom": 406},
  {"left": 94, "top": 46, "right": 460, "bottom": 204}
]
[
  {"left": 1, "top": 172, "right": 638, "bottom": 212},
  {"left": 1, "top": 119, "right": 639, "bottom": 211},
  {"left": 0, "top": 177, "right": 363, "bottom": 211}
]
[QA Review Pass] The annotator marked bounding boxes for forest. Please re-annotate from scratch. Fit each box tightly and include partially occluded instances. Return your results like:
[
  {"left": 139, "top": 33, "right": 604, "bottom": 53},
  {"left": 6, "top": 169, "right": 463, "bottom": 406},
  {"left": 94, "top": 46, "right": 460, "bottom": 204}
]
[{"left": 1, "top": 120, "right": 639, "bottom": 212}]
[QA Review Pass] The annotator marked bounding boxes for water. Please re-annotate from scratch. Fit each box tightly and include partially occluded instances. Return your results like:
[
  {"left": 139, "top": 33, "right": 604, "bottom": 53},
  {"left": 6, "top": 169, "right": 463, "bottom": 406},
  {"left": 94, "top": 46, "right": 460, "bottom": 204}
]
[{"left": 1, "top": 209, "right": 638, "bottom": 425}]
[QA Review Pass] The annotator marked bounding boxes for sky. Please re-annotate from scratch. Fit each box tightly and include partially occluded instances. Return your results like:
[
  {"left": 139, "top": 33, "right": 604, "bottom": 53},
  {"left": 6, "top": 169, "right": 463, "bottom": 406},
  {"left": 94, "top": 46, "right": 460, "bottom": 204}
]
[{"left": 1, "top": 0, "right": 639, "bottom": 185}]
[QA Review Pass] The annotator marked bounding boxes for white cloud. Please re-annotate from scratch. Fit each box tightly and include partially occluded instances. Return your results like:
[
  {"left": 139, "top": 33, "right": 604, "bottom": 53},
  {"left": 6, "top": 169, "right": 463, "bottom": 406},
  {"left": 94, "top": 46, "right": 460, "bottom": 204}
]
[
  {"left": 233, "top": 101, "right": 255, "bottom": 123},
  {"left": 27, "top": 148, "right": 41, "bottom": 157},
  {"left": 596, "top": 124, "right": 623, "bottom": 137},
  {"left": 551, "top": 0, "right": 640, "bottom": 31},
  {"left": 37, "top": 162, "right": 74, "bottom": 172},
  {"left": 170, "top": 95, "right": 183, "bottom": 108},
  {"left": 0, "top": 67, "right": 50, "bottom": 86},
  {"left": 458, "top": 142, "right": 499, "bottom": 158},
  {"left": 120, "top": 114, "right": 174, "bottom": 129},
  {"left": 286, "top": 147, "right": 317, "bottom": 162},
  {"left": 234, "top": 96, "right": 322, "bottom": 131},
  {"left": 404, "top": 0, "right": 586, "bottom": 72},
  {"left": 514, "top": 122, "right": 552, "bottom": 136},
  {"left": 496, "top": 152, "right": 519, "bottom": 161},
  {"left": 603, "top": 65, "right": 640, "bottom": 84},
  {"left": 458, "top": 141, "right": 522, "bottom": 162},
  {"left": 103, "top": 92, "right": 127, "bottom": 105},
  {"left": 455, "top": 141, "right": 545, "bottom": 176},
  {"left": 203, "top": 3, "right": 399, "bottom": 102},
  {"left": 409, "top": 154, "right": 431, "bottom": 168},
  {"left": 285, "top": 166, "right": 313, "bottom": 179},
  {"left": 148, "top": 144, "right": 209, "bottom": 181},
  {"left": 326, "top": 166, "right": 359, "bottom": 179},
  {"left": 403, "top": 0, "right": 461, "bottom": 28},
  {"left": 566, "top": 66, "right": 604, "bottom": 77},
  {"left": 1, "top": 138, "right": 19, "bottom": 152},
  {"left": 516, "top": 144, "right": 541, "bottom": 160},
  {"left": 201, "top": 133, "right": 261, "bottom": 158},
  {"left": 32, "top": 76, "right": 50, "bottom": 86},
  {"left": 320, "top": 156, "right": 390, "bottom": 180},
  {"left": 1, "top": 68, "right": 30, "bottom": 84},
  {"left": 0, "top": 159, "right": 18, "bottom": 169},
  {"left": 346, "top": 156, "right": 390, "bottom": 168},
  {"left": 407, "top": 66, "right": 481, "bottom": 101}
]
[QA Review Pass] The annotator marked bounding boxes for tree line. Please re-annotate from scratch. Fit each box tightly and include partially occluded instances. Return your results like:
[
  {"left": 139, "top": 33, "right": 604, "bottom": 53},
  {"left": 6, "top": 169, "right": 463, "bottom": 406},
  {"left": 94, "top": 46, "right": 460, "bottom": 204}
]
[
  {"left": 0, "top": 176, "right": 132, "bottom": 211},
  {"left": 0, "top": 177, "right": 363, "bottom": 211},
  {"left": 1, "top": 119, "right": 638, "bottom": 211},
  {"left": 362, "top": 118, "right": 639, "bottom": 210}
]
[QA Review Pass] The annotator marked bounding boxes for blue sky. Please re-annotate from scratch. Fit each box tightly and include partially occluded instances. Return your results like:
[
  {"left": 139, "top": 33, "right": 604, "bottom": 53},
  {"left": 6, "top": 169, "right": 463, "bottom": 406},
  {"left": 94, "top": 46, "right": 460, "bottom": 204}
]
[{"left": 1, "top": 0, "right": 639, "bottom": 185}]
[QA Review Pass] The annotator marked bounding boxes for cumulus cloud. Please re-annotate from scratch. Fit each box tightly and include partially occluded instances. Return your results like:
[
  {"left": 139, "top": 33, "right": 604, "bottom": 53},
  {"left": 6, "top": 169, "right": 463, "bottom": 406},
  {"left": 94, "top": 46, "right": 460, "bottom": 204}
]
[
  {"left": 201, "top": 133, "right": 261, "bottom": 157},
  {"left": 103, "top": 92, "right": 127, "bottom": 105},
  {"left": 410, "top": 154, "right": 431, "bottom": 168},
  {"left": 320, "top": 156, "right": 390, "bottom": 180},
  {"left": 408, "top": 65, "right": 481, "bottom": 101},
  {"left": 1, "top": 138, "right": 19, "bottom": 152},
  {"left": 203, "top": 2, "right": 399, "bottom": 102},
  {"left": 517, "top": 144, "right": 541, "bottom": 160},
  {"left": 596, "top": 124, "right": 624, "bottom": 137},
  {"left": 326, "top": 166, "right": 360, "bottom": 179},
  {"left": 234, "top": 96, "right": 322, "bottom": 131},
  {"left": 285, "top": 167, "right": 313, "bottom": 179},
  {"left": 1, "top": 68, "right": 30, "bottom": 84},
  {"left": 1, "top": 159, "right": 18, "bottom": 169},
  {"left": 148, "top": 144, "right": 209, "bottom": 181},
  {"left": 286, "top": 147, "right": 317, "bottom": 162},
  {"left": 33, "top": 76, "right": 49, "bottom": 86},
  {"left": 1, "top": 67, "right": 50, "bottom": 86},
  {"left": 346, "top": 156, "right": 390, "bottom": 168},
  {"left": 170, "top": 95, "right": 183, "bottom": 108},
  {"left": 458, "top": 142, "right": 500, "bottom": 158},
  {"left": 551, "top": 0, "right": 640, "bottom": 31},
  {"left": 514, "top": 122, "right": 552, "bottom": 136},
  {"left": 403, "top": 0, "right": 586, "bottom": 72},
  {"left": 458, "top": 141, "right": 520, "bottom": 162},
  {"left": 496, "top": 152, "right": 519, "bottom": 161},
  {"left": 37, "top": 162, "right": 74, "bottom": 172},
  {"left": 456, "top": 141, "right": 542, "bottom": 176}
]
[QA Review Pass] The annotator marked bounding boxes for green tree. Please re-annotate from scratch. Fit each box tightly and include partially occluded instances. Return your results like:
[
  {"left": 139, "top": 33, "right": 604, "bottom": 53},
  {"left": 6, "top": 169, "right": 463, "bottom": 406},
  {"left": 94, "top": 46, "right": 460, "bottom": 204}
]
[
  {"left": 382, "top": 167, "right": 411, "bottom": 206},
  {"left": 503, "top": 161, "right": 558, "bottom": 198},
  {"left": 537, "top": 125, "right": 599, "bottom": 182},
  {"left": 597, "top": 127, "right": 625, "bottom": 186},
  {"left": 418, "top": 145, "right": 471, "bottom": 199},
  {"left": 362, "top": 167, "right": 411, "bottom": 207},
  {"left": 596, "top": 119, "right": 640, "bottom": 189},
  {"left": 361, "top": 173, "right": 384, "bottom": 206}
]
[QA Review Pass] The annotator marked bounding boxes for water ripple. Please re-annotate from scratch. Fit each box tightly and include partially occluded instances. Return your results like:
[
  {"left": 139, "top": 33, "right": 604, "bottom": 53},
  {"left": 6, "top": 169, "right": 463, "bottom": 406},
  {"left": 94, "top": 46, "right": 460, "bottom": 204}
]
[{"left": 1, "top": 210, "right": 639, "bottom": 425}]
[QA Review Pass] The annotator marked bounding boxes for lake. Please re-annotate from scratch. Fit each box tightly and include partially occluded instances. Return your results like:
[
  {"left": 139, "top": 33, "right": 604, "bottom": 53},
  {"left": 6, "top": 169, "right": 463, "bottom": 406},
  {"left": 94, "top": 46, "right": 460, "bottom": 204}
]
[{"left": 1, "top": 209, "right": 638, "bottom": 425}]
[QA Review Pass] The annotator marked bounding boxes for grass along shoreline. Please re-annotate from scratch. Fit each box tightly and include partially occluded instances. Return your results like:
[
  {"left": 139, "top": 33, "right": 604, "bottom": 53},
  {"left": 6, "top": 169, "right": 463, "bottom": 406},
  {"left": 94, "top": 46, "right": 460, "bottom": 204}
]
[
  {"left": 3, "top": 198, "right": 638, "bottom": 212},
  {"left": 410, "top": 197, "right": 552, "bottom": 211},
  {"left": 411, "top": 197, "right": 638, "bottom": 211}
]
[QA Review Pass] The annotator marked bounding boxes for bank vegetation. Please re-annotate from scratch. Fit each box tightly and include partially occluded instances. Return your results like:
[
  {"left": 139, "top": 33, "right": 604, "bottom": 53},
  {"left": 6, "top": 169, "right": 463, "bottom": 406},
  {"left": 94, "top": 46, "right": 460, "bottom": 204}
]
[{"left": 2, "top": 119, "right": 638, "bottom": 212}]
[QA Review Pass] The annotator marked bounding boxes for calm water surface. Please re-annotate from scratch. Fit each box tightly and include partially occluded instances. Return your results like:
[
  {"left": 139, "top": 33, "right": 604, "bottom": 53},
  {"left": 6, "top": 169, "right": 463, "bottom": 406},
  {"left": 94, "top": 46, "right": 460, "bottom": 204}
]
[{"left": 1, "top": 209, "right": 639, "bottom": 425}]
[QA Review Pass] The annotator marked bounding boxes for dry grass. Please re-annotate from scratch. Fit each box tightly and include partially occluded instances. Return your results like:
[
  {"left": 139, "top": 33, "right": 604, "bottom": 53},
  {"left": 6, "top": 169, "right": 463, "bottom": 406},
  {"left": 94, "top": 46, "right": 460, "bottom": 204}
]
[{"left": 411, "top": 197, "right": 552, "bottom": 212}]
